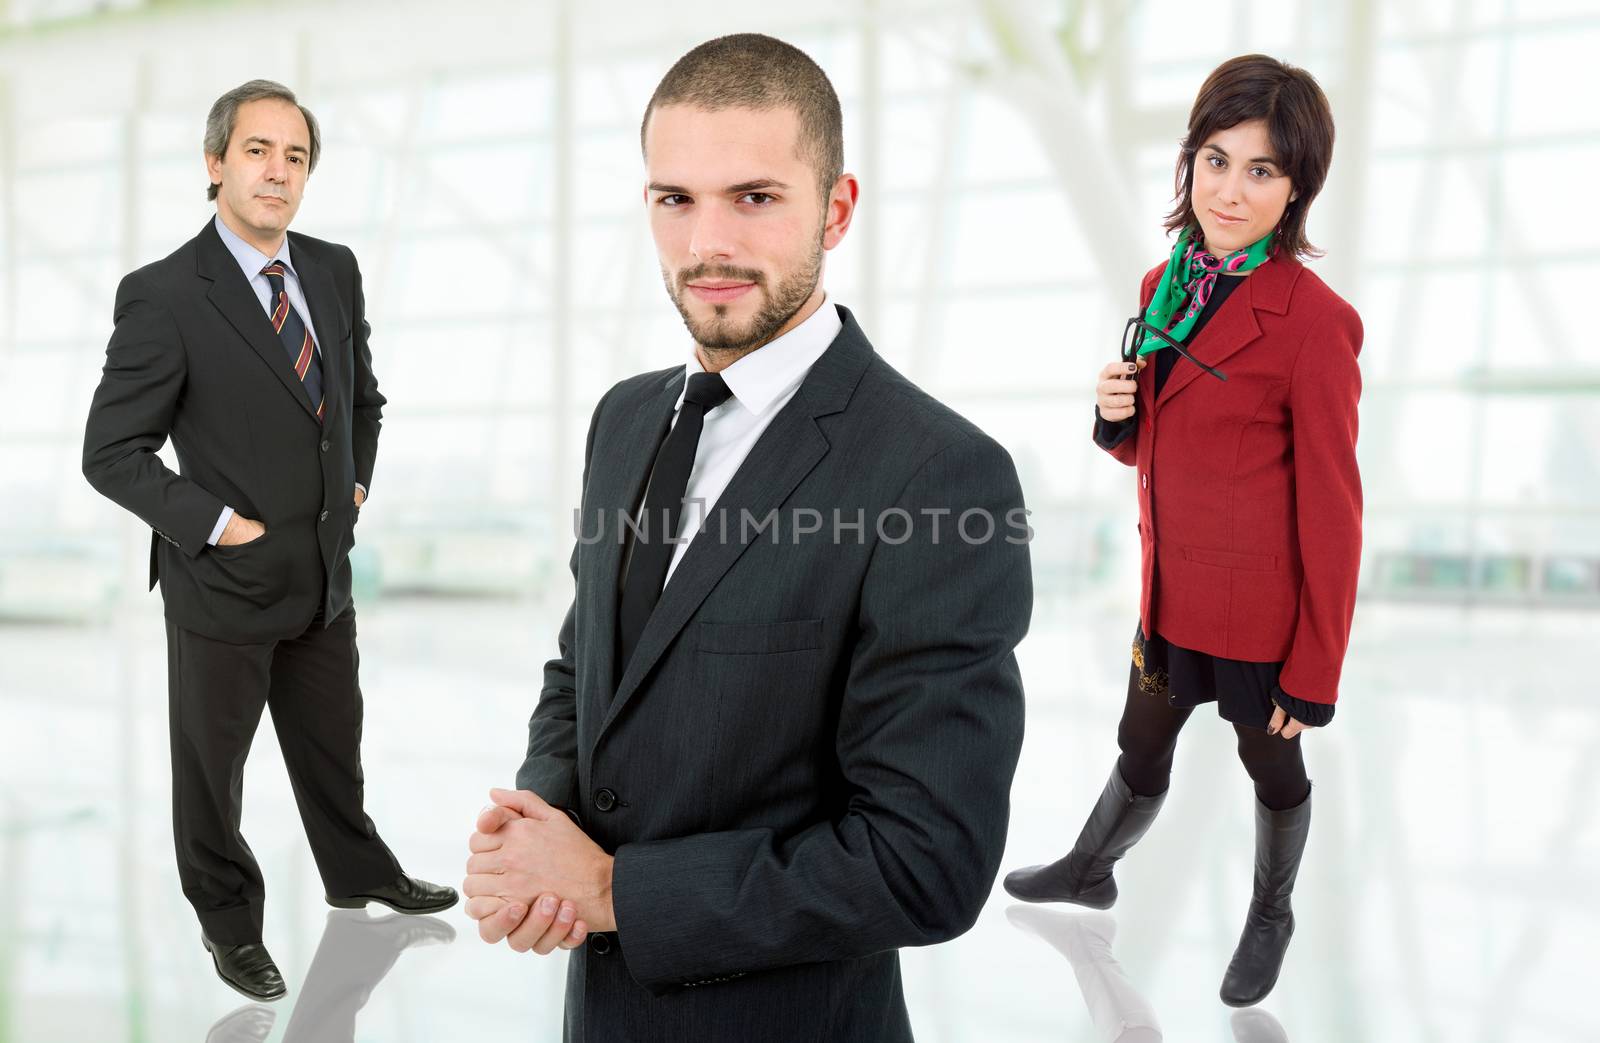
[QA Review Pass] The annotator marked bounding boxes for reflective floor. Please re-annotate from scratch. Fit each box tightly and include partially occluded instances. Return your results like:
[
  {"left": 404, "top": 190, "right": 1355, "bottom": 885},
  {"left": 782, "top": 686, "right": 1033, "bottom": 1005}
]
[{"left": 2, "top": 593, "right": 1595, "bottom": 1041}]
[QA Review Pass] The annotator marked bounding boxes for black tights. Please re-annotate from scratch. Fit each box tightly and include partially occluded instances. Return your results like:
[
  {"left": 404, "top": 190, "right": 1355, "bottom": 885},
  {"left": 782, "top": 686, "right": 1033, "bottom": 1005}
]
[{"left": 1114, "top": 663, "right": 1310, "bottom": 811}]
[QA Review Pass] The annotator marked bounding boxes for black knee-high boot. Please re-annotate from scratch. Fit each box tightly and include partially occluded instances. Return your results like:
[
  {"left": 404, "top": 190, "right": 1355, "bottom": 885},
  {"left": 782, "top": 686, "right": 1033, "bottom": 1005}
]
[
  {"left": 1003, "top": 764, "right": 1166, "bottom": 909},
  {"left": 1220, "top": 786, "right": 1312, "bottom": 1007}
]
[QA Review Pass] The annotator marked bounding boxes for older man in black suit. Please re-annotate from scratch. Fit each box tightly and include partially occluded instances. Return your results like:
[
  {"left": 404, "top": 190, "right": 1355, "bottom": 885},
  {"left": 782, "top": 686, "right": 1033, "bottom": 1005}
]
[{"left": 83, "top": 80, "right": 455, "bottom": 1003}]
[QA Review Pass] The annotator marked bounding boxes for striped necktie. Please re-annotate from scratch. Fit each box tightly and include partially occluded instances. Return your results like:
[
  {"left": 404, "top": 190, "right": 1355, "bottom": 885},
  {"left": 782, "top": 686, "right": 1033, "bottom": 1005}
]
[{"left": 261, "top": 262, "right": 325, "bottom": 422}]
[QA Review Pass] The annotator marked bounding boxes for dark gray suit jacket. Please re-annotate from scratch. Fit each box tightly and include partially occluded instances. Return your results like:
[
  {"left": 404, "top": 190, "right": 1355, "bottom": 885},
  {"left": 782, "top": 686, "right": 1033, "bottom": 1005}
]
[{"left": 518, "top": 306, "right": 1031, "bottom": 1042}]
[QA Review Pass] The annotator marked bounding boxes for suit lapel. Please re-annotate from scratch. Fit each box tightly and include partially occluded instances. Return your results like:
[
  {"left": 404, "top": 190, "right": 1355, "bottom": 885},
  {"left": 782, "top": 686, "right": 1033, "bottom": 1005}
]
[
  {"left": 291, "top": 243, "right": 347, "bottom": 427},
  {"left": 195, "top": 220, "right": 322, "bottom": 424},
  {"left": 1153, "top": 256, "right": 1302, "bottom": 414},
  {"left": 592, "top": 306, "right": 872, "bottom": 750}
]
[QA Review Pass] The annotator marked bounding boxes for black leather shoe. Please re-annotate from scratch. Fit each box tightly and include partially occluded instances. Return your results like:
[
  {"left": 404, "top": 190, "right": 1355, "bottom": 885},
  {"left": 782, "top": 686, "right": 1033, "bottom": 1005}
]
[
  {"left": 201, "top": 934, "right": 287, "bottom": 1002},
  {"left": 327, "top": 874, "right": 459, "bottom": 914},
  {"left": 1003, "top": 763, "right": 1167, "bottom": 908},
  {"left": 1220, "top": 787, "right": 1313, "bottom": 1007}
]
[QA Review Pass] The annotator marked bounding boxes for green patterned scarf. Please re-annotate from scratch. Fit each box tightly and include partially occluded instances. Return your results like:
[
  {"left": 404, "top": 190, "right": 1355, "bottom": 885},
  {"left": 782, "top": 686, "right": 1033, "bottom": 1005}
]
[{"left": 1137, "top": 225, "right": 1272, "bottom": 354}]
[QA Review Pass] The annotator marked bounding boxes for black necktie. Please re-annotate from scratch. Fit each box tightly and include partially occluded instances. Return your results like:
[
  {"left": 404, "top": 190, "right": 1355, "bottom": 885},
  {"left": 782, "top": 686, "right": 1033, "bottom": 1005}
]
[
  {"left": 617, "top": 371, "right": 734, "bottom": 676},
  {"left": 261, "top": 262, "right": 326, "bottom": 421}
]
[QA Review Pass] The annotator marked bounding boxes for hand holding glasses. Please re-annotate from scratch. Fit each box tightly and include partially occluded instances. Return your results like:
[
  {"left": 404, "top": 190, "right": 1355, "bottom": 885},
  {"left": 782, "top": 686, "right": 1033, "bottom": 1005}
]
[
  {"left": 1120, "top": 316, "right": 1228, "bottom": 383},
  {"left": 1096, "top": 356, "right": 1146, "bottom": 422},
  {"left": 1098, "top": 318, "right": 1227, "bottom": 424}
]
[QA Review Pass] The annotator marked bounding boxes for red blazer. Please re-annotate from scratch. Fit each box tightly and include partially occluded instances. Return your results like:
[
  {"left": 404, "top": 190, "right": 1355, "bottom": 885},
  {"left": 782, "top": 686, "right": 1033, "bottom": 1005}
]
[{"left": 1097, "top": 256, "right": 1363, "bottom": 706}]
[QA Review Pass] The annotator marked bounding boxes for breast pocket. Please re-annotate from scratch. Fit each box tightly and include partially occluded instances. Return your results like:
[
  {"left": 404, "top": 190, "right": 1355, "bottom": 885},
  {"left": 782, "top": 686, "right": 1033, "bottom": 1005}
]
[
  {"left": 696, "top": 618, "right": 828, "bottom": 815},
  {"left": 696, "top": 619, "right": 826, "bottom": 733}
]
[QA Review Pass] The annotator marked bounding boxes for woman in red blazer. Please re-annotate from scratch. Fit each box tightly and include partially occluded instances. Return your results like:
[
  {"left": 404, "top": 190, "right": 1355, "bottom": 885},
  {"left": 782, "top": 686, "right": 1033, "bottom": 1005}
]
[{"left": 1005, "top": 54, "right": 1362, "bottom": 1008}]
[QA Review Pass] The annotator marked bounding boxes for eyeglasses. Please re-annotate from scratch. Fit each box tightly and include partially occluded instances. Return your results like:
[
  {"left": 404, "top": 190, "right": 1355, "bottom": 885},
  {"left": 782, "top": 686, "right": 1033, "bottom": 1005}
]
[{"left": 1121, "top": 317, "right": 1228, "bottom": 383}]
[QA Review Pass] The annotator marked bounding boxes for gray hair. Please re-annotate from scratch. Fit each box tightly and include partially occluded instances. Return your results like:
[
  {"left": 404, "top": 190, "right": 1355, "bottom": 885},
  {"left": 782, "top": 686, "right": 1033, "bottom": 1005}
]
[{"left": 203, "top": 79, "right": 321, "bottom": 201}]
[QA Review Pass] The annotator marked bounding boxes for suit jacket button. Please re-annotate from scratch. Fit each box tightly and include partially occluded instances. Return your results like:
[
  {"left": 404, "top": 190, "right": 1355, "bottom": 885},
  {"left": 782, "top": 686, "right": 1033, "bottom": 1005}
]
[
  {"left": 319, "top": 509, "right": 330, "bottom": 522},
  {"left": 594, "top": 788, "right": 617, "bottom": 812},
  {"left": 320, "top": 439, "right": 330, "bottom": 452},
  {"left": 588, "top": 933, "right": 612, "bottom": 954}
]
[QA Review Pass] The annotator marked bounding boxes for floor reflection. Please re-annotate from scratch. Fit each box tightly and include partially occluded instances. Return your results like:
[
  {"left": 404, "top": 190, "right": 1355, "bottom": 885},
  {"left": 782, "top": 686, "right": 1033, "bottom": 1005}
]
[
  {"left": 1231, "top": 1008, "right": 1291, "bottom": 1043},
  {"left": 6, "top": 600, "right": 1597, "bottom": 1041},
  {"left": 204, "top": 1004, "right": 275, "bottom": 1043},
  {"left": 1007, "top": 904, "right": 1292, "bottom": 1042},
  {"left": 205, "top": 910, "right": 454, "bottom": 1042}
]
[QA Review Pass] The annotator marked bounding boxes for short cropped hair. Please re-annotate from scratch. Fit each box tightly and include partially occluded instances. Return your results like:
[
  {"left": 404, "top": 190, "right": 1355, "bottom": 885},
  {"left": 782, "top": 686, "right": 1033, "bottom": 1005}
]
[
  {"left": 1165, "top": 54, "right": 1336, "bottom": 260},
  {"left": 641, "top": 33, "right": 844, "bottom": 201},
  {"left": 203, "top": 79, "right": 321, "bottom": 201}
]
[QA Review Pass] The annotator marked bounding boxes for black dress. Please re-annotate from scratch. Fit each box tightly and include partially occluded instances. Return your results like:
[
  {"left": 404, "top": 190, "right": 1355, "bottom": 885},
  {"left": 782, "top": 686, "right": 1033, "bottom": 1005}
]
[{"left": 1095, "top": 273, "right": 1334, "bottom": 729}]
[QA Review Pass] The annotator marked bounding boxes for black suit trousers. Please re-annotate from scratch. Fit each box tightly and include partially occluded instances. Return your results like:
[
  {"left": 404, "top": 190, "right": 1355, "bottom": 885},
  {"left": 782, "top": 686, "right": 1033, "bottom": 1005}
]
[{"left": 165, "top": 602, "right": 399, "bottom": 944}]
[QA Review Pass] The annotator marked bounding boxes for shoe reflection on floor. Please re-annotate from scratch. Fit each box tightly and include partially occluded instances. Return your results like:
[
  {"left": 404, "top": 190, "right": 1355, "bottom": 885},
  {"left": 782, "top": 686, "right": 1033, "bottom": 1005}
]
[
  {"left": 204, "top": 1003, "right": 276, "bottom": 1043},
  {"left": 206, "top": 910, "right": 454, "bottom": 1042},
  {"left": 1006, "top": 904, "right": 1292, "bottom": 1042}
]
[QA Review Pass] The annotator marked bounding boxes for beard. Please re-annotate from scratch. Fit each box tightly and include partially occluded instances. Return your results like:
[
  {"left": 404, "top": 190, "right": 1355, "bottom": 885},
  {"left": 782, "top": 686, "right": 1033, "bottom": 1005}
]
[{"left": 663, "top": 235, "right": 823, "bottom": 358}]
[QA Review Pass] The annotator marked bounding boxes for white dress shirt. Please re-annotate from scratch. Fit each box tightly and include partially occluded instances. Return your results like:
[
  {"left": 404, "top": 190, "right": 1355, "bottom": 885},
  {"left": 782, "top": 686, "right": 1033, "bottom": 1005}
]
[
  {"left": 208, "top": 214, "right": 344, "bottom": 544},
  {"left": 635, "top": 296, "right": 842, "bottom": 588}
]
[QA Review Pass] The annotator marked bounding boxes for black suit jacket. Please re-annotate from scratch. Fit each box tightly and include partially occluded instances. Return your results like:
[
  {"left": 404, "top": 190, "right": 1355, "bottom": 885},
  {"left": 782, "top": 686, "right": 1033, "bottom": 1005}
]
[
  {"left": 82, "top": 220, "right": 383, "bottom": 643},
  {"left": 517, "top": 307, "right": 1032, "bottom": 1042}
]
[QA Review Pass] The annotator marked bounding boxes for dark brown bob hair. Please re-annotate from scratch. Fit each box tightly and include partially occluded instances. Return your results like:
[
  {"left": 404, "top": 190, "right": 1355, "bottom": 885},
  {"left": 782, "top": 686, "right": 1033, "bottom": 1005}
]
[{"left": 1164, "top": 54, "right": 1335, "bottom": 260}]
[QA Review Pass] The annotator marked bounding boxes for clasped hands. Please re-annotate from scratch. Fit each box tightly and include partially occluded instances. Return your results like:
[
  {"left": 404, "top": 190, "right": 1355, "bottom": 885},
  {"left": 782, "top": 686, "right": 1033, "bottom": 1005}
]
[{"left": 463, "top": 788, "right": 615, "bottom": 955}]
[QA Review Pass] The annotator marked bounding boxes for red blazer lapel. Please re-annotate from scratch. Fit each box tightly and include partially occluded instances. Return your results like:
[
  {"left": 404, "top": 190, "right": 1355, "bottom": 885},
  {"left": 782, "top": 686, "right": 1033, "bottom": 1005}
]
[{"left": 1154, "top": 256, "right": 1303, "bottom": 415}]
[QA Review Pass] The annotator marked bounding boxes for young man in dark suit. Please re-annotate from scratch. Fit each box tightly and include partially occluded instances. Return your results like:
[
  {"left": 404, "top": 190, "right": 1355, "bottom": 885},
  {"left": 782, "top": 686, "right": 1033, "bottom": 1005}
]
[
  {"left": 462, "top": 35, "right": 1034, "bottom": 1041},
  {"left": 82, "top": 79, "right": 455, "bottom": 1003}
]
